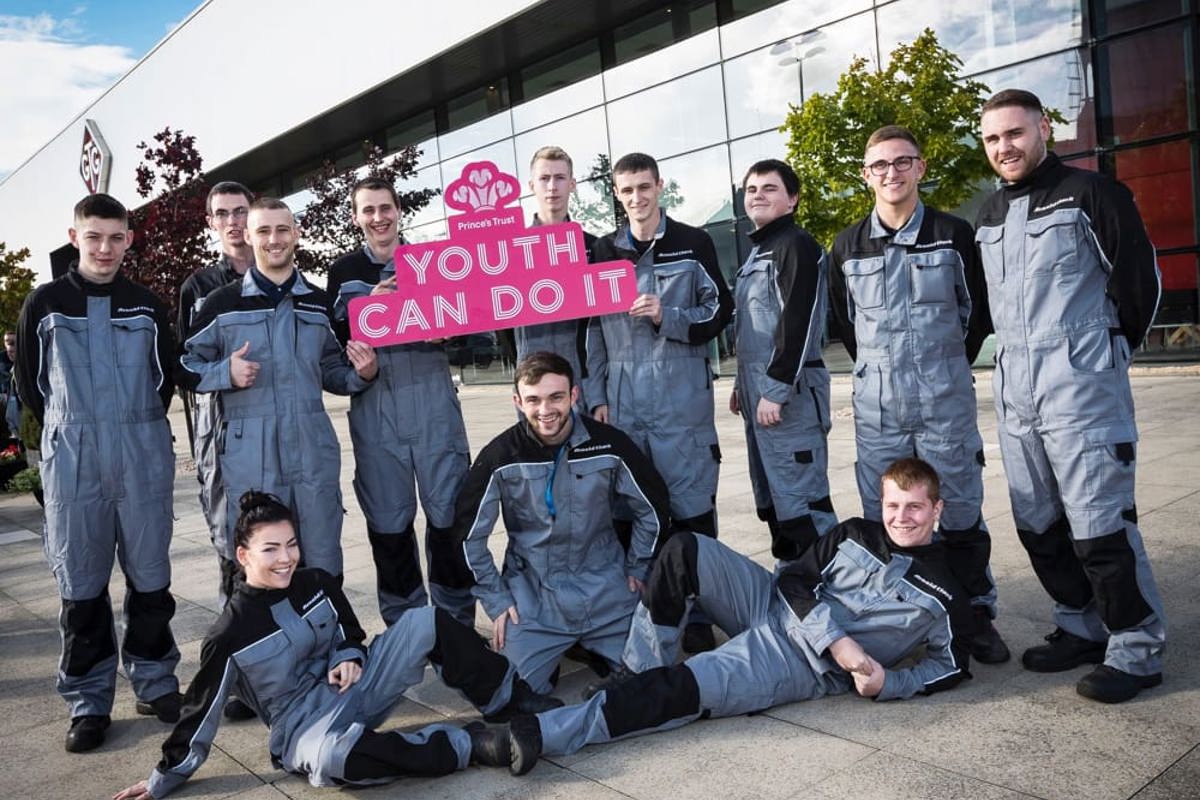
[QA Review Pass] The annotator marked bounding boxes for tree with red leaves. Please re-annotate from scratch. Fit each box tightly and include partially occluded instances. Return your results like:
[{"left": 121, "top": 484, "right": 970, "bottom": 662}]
[
  {"left": 123, "top": 127, "right": 210, "bottom": 321},
  {"left": 294, "top": 141, "right": 437, "bottom": 276}
]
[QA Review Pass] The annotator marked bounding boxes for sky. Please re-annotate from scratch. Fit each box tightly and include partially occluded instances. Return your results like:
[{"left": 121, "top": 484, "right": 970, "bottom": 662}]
[{"left": 0, "top": 0, "right": 201, "bottom": 180}]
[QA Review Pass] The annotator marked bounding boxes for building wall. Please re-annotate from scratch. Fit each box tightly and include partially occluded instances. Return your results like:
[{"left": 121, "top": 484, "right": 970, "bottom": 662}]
[{"left": 0, "top": 0, "right": 540, "bottom": 281}]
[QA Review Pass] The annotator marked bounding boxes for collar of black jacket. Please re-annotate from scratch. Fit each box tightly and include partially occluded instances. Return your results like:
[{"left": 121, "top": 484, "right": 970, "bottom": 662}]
[
  {"left": 1003, "top": 151, "right": 1062, "bottom": 193},
  {"left": 748, "top": 212, "right": 796, "bottom": 244}
]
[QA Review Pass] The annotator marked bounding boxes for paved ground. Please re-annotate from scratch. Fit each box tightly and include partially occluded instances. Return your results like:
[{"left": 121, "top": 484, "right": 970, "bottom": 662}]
[{"left": 2, "top": 365, "right": 1199, "bottom": 800}]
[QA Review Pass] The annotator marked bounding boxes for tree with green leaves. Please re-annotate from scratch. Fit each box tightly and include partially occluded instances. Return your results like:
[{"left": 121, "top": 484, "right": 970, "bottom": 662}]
[
  {"left": 295, "top": 141, "right": 438, "bottom": 275},
  {"left": 782, "top": 29, "right": 992, "bottom": 247},
  {"left": 0, "top": 243, "right": 35, "bottom": 332}
]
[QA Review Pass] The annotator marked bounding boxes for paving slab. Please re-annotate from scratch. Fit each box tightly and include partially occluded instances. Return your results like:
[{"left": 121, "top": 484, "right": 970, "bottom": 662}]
[{"left": 0, "top": 370, "right": 1196, "bottom": 800}]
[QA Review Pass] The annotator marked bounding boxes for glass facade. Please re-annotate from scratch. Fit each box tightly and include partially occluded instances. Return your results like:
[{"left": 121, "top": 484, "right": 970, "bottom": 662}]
[{"left": 282, "top": 0, "right": 1199, "bottom": 376}]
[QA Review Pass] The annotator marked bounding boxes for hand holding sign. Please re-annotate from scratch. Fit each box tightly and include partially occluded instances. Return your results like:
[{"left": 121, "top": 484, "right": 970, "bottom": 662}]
[
  {"left": 629, "top": 293, "right": 663, "bottom": 325},
  {"left": 230, "top": 341, "right": 260, "bottom": 388},
  {"left": 348, "top": 161, "right": 636, "bottom": 347}
]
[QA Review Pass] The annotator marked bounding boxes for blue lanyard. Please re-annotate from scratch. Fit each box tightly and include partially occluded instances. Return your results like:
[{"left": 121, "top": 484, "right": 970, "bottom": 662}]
[{"left": 544, "top": 415, "right": 574, "bottom": 520}]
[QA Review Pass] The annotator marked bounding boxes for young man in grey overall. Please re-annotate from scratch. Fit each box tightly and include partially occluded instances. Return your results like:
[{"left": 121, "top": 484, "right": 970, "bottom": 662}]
[
  {"left": 976, "top": 89, "right": 1166, "bottom": 702},
  {"left": 500, "top": 458, "right": 973, "bottom": 774},
  {"left": 17, "top": 194, "right": 181, "bottom": 752},
  {"left": 828, "top": 126, "right": 1008, "bottom": 663},
  {"left": 326, "top": 177, "right": 475, "bottom": 627}
]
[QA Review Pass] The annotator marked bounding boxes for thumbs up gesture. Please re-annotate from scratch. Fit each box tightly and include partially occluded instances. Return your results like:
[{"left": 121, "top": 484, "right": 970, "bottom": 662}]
[{"left": 230, "top": 341, "right": 261, "bottom": 388}]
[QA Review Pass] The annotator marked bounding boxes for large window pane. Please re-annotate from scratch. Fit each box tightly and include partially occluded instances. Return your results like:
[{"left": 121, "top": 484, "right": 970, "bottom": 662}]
[
  {"left": 719, "top": 0, "right": 871, "bottom": 59},
  {"left": 439, "top": 139, "right": 520, "bottom": 209},
  {"left": 658, "top": 144, "right": 736, "bottom": 228},
  {"left": 440, "top": 83, "right": 513, "bottom": 159},
  {"left": 1114, "top": 139, "right": 1195, "bottom": 253},
  {"left": 974, "top": 49, "right": 1096, "bottom": 156},
  {"left": 1103, "top": 21, "right": 1194, "bottom": 145},
  {"left": 402, "top": 218, "right": 449, "bottom": 244},
  {"left": 514, "top": 41, "right": 604, "bottom": 132},
  {"left": 397, "top": 165, "right": 446, "bottom": 228},
  {"left": 513, "top": 107, "right": 610, "bottom": 182},
  {"left": 1097, "top": 0, "right": 1191, "bottom": 36},
  {"left": 569, "top": 178, "right": 618, "bottom": 237},
  {"left": 876, "top": 0, "right": 1084, "bottom": 75},
  {"left": 607, "top": 66, "right": 727, "bottom": 160},
  {"left": 729, "top": 129, "right": 790, "bottom": 175},
  {"left": 386, "top": 112, "right": 439, "bottom": 169},
  {"left": 605, "top": 11, "right": 720, "bottom": 100}
]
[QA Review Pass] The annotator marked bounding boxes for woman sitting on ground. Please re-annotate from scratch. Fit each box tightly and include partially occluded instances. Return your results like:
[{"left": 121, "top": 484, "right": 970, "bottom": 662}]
[{"left": 114, "top": 491, "right": 551, "bottom": 799}]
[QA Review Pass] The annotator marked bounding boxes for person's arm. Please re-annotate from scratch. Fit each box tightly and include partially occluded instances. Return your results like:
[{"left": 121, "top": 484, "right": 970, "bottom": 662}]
[
  {"left": 324, "top": 263, "right": 353, "bottom": 347},
  {"left": 582, "top": 313, "right": 609, "bottom": 415},
  {"left": 141, "top": 630, "right": 238, "bottom": 799},
  {"left": 872, "top": 608, "right": 971, "bottom": 701},
  {"left": 455, "top": 446, "right": 516, "bottom": 620},
  {"left": 175, "top": 276, "right": 197, "bottom": 347},
  {"left": 606, "top": 425, "right": 671, "bottom": 578},
  {"left": 322, "top": 570, "right": 367, "bottom": 666},
  {"left": 656, "top": 231, "right": 733, "bottom": 346},
  {"left": 956, "top": 219, "right": 993, "bottom": 365},
  {"left": 153, "top": 298, "right": 176, "bottom": 412},
  {"left": 315, "top": 295, "right": 374, "bottom": 395},
  {"left": 176, "top": 295, "right": 234, "bottom": 394},
  {"left": 776, "top": 523, "right": 856, "bottom": 654},
  {"left": 761, "top": 233, "right": 825, "bottom": 404},
  {"left": 1090, "top": 178, "right": 1161, "bottom": 349},
  {"left": 827, "top": 233, "right": 858, "bottom": 363},
  {"left": 14, "top": 289, "right": 45, "bottom": 425}
]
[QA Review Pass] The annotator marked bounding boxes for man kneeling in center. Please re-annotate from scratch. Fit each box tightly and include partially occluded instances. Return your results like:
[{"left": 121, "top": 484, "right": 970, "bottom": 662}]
[
  {"left": 502, "top": 457, "right": 973, "bottom": 773},
  {"left": 458, "top": 351, "right": 671, "bottom": 694}
]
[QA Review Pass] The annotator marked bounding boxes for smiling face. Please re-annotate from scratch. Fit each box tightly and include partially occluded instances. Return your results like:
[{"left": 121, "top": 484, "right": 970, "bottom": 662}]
[
  {"left": 514, "top": 371, "right": 578, "bottom": 446},
  {"left": 981, "top": 104, "right": 1051, "bottom": 183},
  {"left": 236, "top": 520, "right": 300, "bottom": 590},
  {"left": 68, "top": 215, "right": 131, "bottom": 284},
  {"left": 863, "top": 137, "right": 926, "bottom": 212},
  {"left": 246, "top": 206, "right": 299, "bottom": 279},
  {"left": 743, "top": 169, "right": 797, "bottom": 229},
  {"left": 613, "top": 168, "right": 663, "bottom": 228},
  {"left": 352, "top": 187, "right": 400, "bottom": 254},
  {"left": 881, "top": 478, "right": 942, "bottom": 548},
  {"left": 530, "top": 158, "right": 576, "bottom": 223}
]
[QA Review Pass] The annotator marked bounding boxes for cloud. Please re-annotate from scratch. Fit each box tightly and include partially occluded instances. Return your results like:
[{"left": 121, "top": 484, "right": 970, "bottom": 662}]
[{"left": 0, "top": 13, "right": 136, "bottom": 177}]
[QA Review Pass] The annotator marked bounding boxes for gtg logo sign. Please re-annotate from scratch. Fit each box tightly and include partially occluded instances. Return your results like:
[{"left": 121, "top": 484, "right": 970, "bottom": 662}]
[{"left": 79, "top": 119, "right": 111, "bottom": 194}]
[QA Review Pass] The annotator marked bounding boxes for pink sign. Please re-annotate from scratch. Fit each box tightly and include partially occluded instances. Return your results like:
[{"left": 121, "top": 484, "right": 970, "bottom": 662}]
[{"left": 348, "top": 161, "right": 635, "bottom": 346}]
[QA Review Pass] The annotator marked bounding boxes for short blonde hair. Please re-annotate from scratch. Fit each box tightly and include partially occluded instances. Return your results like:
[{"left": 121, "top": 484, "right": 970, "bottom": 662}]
[{"left": 530, "top": 146, "right": 573, "bottom": 174}]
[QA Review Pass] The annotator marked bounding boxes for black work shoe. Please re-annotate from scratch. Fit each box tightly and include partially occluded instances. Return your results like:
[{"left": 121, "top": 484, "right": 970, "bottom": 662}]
[
  {"left": 484, "top": 678, "right": 564, "bottom": 723},
  {"left": 64, "top": 714, "right": 110, "bottom": 753},
  {"left": 1021, "top": 628, "right": 1106, "bottom": 673},
  {"left": 223, "top": 698, "right": 257, "bottom": 721},
  {"left": 683, "top": 623, "right": 717, "bottom": 654},
  {"left": 508, "top": 714, "right": 543, "bottom": 776},
  {"left": 967, "top": 608, "right": 1011, "bottom": 664},
  {"left": 465, "top": 721, "right": 511, "bottom": 767},
  {"left": 135, "top": 691, "right": 182, "bottom": 723},
  {"left": 1076, "top": 665, "right": 1162, "bottom": 704},
  {"left": 582, "top": 664, "right": 635, "bottom": 701}
]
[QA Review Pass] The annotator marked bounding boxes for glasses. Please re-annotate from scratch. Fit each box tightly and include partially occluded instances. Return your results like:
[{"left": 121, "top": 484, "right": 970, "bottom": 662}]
[
  {"left": 210, "top": 207, "right": 249, "bottom": 221},
  {"left": 864, "top": 156, "right": 920, "bottom": 176}
]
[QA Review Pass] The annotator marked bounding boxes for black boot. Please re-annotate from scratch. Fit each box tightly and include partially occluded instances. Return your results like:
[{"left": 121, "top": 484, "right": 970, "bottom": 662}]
[
  {"left": 966, "top": 607, "right": 1011, "bottom": 664},
  {"left": 64, "top": 714, "right": 110, "bottom": 753},
  {"left": 465, "top": 721, "right": 511, "bottom": 766},
  {"left": 1076, "top": 665, "right": 1162, "bottom": 704},
  {"left": 1022, "top": 628, "right": 1106, "bottom": 672},
  {"left": 484, "top": 678, "right": 564, "bottom": 723},
  {"left": 135, "top": 691, "right": 182, "bottom": 723},
  {"left": 508, "top": 715, "right": 543, "bottom": 776},
  {"left": 582, "top": 664, "right": 636, "bottom": 700}
]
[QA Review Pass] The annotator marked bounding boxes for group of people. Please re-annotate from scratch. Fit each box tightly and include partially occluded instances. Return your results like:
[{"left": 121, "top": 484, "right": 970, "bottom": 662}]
[{"left": 11, "top": 87, "right": 1167, "bottom": 797}]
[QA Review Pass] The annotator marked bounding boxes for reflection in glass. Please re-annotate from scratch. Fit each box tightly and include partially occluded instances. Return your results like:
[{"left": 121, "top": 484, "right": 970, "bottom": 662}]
[
  {"left": 440, "top": 83, "right": 513, "bottom": 160},
  {"left": 607, "top": 66, "right": 727, "bottom": 160},
  {"left": 605, "top": 29, "right": 721, "bottom": 100},
  {"left": 439, "top": 140, "right": 520, "bottom": 200},
  {"left": 397, "top": 165, "right": 446, "bottom": 228},
  {"left": 729, "top": 129, "right": 791, "bottom": 178},
  {"left": 402, "top": 219, "right": 449, "bottom": 244},
  {"left": 513, "top": 75, "right": 604, "bottom": 134},
  {"left": 1115, "top": 139, "right": 1194, "bottom": 253},
  {"left": 386, "top": 113, "right": 439, "bottom": 169},
  {"left": 974, "top": 49, "right": 1095, "bottom": 155},
  {"left": 513, "top": 107, "right": 611, "bottom": 181},
  {"left": 720, "top": 0, "right": 871, "bottom": 59},
  {"left": 1104, "top": 22, "right": 1193, "bottom": 145},
  {"left": 520, "top": 39, "right": 602, "bottom": 107},
  {"left": 877, "top": 0, "right": 1083, "bottom": 76},
  {"left": 1097, "top": 0, "right": 1191, "bottom": 36},
  {"left": 569, "top": 179, "right": 618, "bottom": 238},
  {"left": 658, "top": 145, "right": 736, "bottom": 228}
]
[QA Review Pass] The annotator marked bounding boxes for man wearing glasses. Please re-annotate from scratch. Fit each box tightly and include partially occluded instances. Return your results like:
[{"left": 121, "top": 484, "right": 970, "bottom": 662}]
[
  {"left": 829, "top": 125, "right": 1009, "bottom": 664},
  {"left": 177, "top": 182, "right": 255, "bottom": 613}
]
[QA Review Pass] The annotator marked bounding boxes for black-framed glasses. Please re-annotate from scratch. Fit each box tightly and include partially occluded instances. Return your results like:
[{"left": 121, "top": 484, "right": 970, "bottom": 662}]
[{"left": 864, "top": 156, "right": 920, "bottom": 176}]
